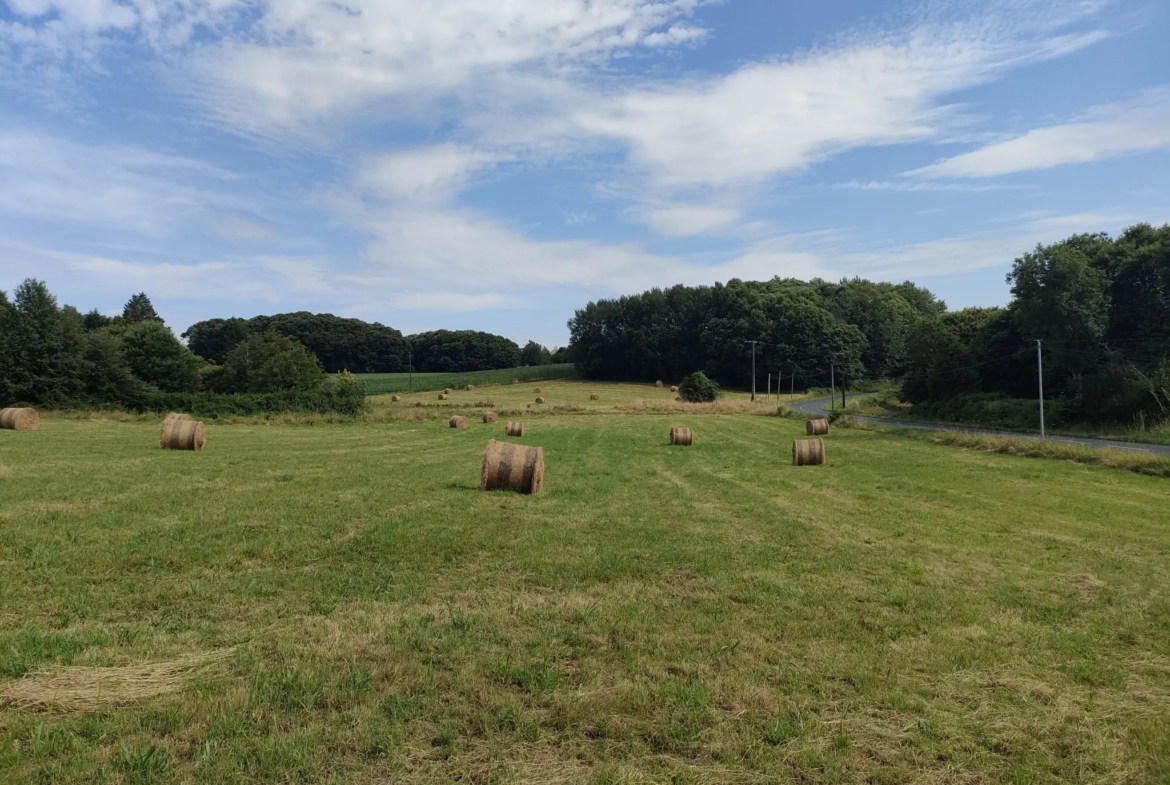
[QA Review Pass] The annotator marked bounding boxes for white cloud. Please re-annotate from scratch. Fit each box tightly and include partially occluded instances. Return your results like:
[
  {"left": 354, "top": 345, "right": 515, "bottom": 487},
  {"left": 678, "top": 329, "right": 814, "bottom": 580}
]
[
  {"left": 907, "top": 87, "right": 1170, "bottom": 178},
  {"left": 634, "top": 203, "right": 742, "bottom": 236},
  {"left": 357, "top": 144, "right": 505, "bottom": 202}
]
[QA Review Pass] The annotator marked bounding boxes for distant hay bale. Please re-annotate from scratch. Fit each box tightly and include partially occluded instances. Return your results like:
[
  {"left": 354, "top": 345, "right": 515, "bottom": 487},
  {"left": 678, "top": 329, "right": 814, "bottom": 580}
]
[
  {"left": 675, "top": 396, "right": 682, "bottom": 402},
  {"left": 589, "top": 394, "right": 599, "bottom": 401},
  {"left": 444, "top": 388, "right": 453, "bottom": 394},
  {"left": 438, "top": 393, "right": 449, "bottom": 400},
  {"left": 506, "top": 421, "right": 525, "bottom": 437},
  {"left": 449, "top": 416, "right": 469, "bottom": 429},
  {"left": 465, "top": 385, "right": 474, "bottom": 391},
  {"left": 670, "top": 426, "right": 693, "bottom": 446},
  {"left": 160, "top": 418, "right": 206, "bottom": 451},
  {"left": 512, "top": 379, "right": 519, "bottom": 384},
  {"left": 415, "top": 401, "right": 424, "bottom": 407},
  {"left": 391, "top": 395, "right": 401, "bottom": 402},
  {"left": 793, "top": 438, "right": 826, "bottom": 466},
  {"left": 481, "top": 439, "right": 544, "bottom": 495},
  {"left": 806, "top": 418, "right": 829, "bottom": 436},
  {"left": 0, "top": 408, "right": 39, "bottom": 431},
  {"left": 535, "top": 397, "right": 545, "bottom": 404},
  {"left": 534, "top": 388, "right": 541, "bottom": 394},
  {"left": 670, "top": 385, "right": 678, "bottom": 392},
  {"left": 655, "top": 380, "right": 663, "bottom": 388},
  {"left": 483, "top": 411, "right": 500, "bottom": 424}
]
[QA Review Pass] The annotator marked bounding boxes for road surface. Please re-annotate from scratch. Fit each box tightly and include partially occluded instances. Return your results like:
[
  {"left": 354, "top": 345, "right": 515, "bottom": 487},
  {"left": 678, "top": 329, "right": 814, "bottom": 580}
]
[{"left": 791, "top": 396, "right": 1170, "bottom": 458}]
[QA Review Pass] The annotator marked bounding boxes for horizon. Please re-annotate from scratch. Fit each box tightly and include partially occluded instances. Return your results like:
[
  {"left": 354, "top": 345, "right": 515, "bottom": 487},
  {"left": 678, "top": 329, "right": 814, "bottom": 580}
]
[{"left": 2, "top": 0, "right": 1169, "bottom": 348}]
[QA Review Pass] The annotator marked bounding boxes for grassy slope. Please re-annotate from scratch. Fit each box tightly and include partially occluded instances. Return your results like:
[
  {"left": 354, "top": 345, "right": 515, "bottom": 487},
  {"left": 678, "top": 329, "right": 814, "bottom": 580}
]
[
  {"left": 356, "top": 364, "right": 578, "bottom": 395},
  {"left": 1, "top": 392, "right": 1168, "bottom": 783}
]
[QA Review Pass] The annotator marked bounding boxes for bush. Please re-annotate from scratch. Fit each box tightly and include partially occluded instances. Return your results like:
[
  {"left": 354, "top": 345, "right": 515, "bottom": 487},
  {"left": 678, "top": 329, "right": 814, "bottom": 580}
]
[
  {"left": 119, "top": 322, "right": 202, "bottom": 393},
  {"left": 216, "top": 332, "right": 324, "bottom": 394},
  {"left": 131, "top": 373, "right": 367, "bottom": 418},
  {"left": 678, "top": 371, "right": 719, "bottom": 403}
]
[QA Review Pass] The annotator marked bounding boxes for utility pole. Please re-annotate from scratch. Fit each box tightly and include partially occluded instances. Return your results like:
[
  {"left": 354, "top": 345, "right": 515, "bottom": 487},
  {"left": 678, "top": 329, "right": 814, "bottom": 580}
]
[
  {"left": 767, "top": 373, "right": 772, "bottom": 401},
  {"left": 1036, "top": 339, "right": 1045, "bottom": 438},
  {"left": 830, "top": 365, "right": 835, "bottom": 410},
  {"left": 408, "top": 343, "right": 413, "bottom": 393},
  {"left": 842, "top": 369, "right": 846, "bottom": 409},
  {"left": 790, "top": 371, "right": 795, "bottom": 396},
  {"left": 744, "top": 340, "right": 760, "bottom": 401}
]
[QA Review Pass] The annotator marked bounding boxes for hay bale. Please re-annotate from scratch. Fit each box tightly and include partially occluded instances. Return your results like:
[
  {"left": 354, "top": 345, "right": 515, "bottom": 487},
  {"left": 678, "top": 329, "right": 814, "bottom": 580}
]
[
  {"left": 534, "top": 397, "right": 545, "bottom": 404},
  {"left": 391, "top": 395, "right": 401, "bottom": 402},
  {"left": 481, "top": 439, "right": 544, "bottom": 495},
  {"left": 534, "top": 387, "right": 541, "bottom": 393},
  {"left": 444, "top": 388, "right": 453, "bottom": 395},
  {"left": 449, "top": 416, "right": 469, "bottom": 429},
  {"left": 415, "top": 401, "right": 424, "bottom": 407},
  {"left": 160, "top": 418, "right": 205, "bottom": 451},
  {"left": 792, "top": 438, "right": 825, "bottom": 466},
  {"left": 513, "top": 379, "right": 519, "bottom": 384},
  {"left": 163, "top": 412, "right": 191, "bottom": 422},
  {"left": 438, "top": 393, "right": 449, "bottom": 400},
  {"left": 655, "top": 380, "right": 663, "bottom": 388},
  {"left": 483, "top": 411, "right": 500, "bottom": 424},
  {"left": 506, "top": 421, "right": 525, "bottom": 437},
  {"left": 589, "top": 394, "right": 599, "bottom": 401},
  {"left": 806, "top": 418, "right": 829, "bottom": 436},
  {"left": 670, "top": 385, "right": 678, "bottom": 392},
  {"left": 670, "top": 426, "right": 693, "bottom": 446},
  {"left": 0, "top": 408, "right": 38, "bottom": 431},
  {"left": 465, "top": 385, "right": 474, "bottom": 391},
  {"left": 675, "top": 396, "right": 682, "bottom": 402}
]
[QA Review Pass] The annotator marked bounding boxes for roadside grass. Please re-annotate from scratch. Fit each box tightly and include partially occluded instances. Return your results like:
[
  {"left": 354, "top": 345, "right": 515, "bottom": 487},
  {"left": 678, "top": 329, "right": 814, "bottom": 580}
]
[{"left": 1, "top": 409, "right": 1168, "bottom": 782}]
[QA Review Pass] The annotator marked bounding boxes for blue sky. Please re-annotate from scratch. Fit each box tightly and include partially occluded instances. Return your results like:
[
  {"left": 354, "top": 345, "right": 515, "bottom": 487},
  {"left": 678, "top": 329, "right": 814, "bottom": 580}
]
[{"left": 1, "top": 0, "right": 1168, "bottom": 348}]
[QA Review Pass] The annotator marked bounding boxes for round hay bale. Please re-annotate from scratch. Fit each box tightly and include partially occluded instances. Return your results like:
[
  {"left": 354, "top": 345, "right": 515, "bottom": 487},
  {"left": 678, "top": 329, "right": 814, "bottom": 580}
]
[
  {"left": 483, "top": 411, "right": 500, "bottom": 424},
  {"left": 589, "top": 394, "right": 599, "bottom": 401},
  {"left": 670, "top": 385, "right": 678, "bottom": 392},
  {"left": 0, "top": 408, "right": 39, "bottom": 431},
  {"left": 449, "top": 416, "right": 469, "bottom": 429},
  {"left": 675, "top": 396, "right": 682, "bottom": 402},
  {"left": 465, "top": 385, "right": 474, "bottom": 392},
  {"left": 415, "top": 401, "right": 424, "bottom": 407},
  {"left": 506, "top": 421, "right": 525, "bottom": 437},
  {"left": 513, "top": 379, "right": 519, "bottom": 384},
  {"left": 438, "top": 393, "right": 449, "bottom": 400},
  {"left": 391, "top": 395, "right": 401, "bottom": 402},
  {"left": 806, "top": 418, "right": 829, "bottom": 436},
  {"left": 481, "top": 439, "right": 544, "bottom": 495},
  {"left": 534, "top": 387, "right": 541, "bottom": 394},
  {"left": 670, "top": 426, "right": 693, "bottom": 446},
  {"left": 534, "top": 397, "right": 545, "bottom": 404},
  {"left": 160, "top": 418, "right": 205, "bottom": 451},
  {"left": 655, "top": 380, "right": 663, "bottom": 388},
  {"left": 792, "top": 438, "right": 825, "bottom": 466}
]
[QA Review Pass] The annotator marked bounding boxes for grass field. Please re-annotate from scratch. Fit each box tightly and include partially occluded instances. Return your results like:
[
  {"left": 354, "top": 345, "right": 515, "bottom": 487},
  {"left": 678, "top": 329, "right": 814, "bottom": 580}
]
[
  {"left": 356, "top": 364, "right": 578, "bottom": 395},
  {"left": 2, "top": 381, "right": 1169, "bottom": 784}
]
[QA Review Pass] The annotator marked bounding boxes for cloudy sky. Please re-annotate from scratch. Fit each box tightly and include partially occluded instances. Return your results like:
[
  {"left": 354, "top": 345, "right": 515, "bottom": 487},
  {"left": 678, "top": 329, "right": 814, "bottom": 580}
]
[{"left": 1, "top": 0, "right": 1168, "bottom": 347}]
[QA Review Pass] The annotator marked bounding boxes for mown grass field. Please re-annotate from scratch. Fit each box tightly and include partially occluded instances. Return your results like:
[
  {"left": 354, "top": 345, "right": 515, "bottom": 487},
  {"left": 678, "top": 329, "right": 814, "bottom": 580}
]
[
  {"left": 1, "top": 382, "right": 1169, "bottom": 784},
  {"left": 356, "top": 363, "right": 578, "bottom": 395}
]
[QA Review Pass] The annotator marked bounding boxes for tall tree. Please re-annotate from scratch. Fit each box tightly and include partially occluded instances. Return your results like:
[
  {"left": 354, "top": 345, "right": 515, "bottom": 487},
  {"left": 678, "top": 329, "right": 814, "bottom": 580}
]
[
  {"left": 122, "top": 293, "right": 164, "bottom": 324},
  {"left": 120, "top": 322, "right": 203, "bottom": 393},
  {"left": 0, "top": 279, "right": 84, "bottom": 405}
]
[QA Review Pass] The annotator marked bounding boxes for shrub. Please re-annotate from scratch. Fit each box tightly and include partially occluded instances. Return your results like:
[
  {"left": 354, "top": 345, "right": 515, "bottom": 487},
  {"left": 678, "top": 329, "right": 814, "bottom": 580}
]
[
  {"left": 678, "top": 371, "right": 719, "bottom": 403},
  {"left": 131, "top": 375, "right": 367, "bottom": 418}
]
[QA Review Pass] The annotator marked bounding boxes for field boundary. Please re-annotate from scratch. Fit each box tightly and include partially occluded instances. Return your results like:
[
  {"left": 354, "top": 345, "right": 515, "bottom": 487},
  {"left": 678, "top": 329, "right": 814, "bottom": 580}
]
[{"left": 356, "top": 363, "right": 579, "bottom": 394}]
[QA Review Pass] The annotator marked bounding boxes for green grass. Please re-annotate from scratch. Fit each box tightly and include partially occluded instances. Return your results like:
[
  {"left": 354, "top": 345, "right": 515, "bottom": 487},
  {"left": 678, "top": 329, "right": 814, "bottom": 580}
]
[
  {"left": 356, "top": 363, "right": 578, "bottom": 395},
  {"left": 1, "top": 384, "right": 1169, "bottom": 783}
]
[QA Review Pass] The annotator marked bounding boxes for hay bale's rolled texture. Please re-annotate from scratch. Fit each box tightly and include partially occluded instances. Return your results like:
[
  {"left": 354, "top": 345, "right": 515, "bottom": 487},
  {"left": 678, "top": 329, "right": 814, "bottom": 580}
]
[
  {"left": 481, "top": 439, "right": 544, "bottom": 495},
  {"left": 534, "top": 397, "right": 545, "bottom": 404},
  {"left": 449, "top": 416, "right": 469, "bottom": 429},
  {"left": 792, "top": 438, "right": 825, "bottom": 466},
  {"left": 0, "top": 408, "right": 39, "bottom": 431},
  {"left": 391, "top": 395, "right": 401, "bottom": 402},
  {"left": 444, "top": 388, "right": 453, "bottom": 395},
  {"left": 655, "top": 380, "right": 663, "bottom": 388},
  {"left": 483, "top": 411, "right": 500, "bottom": 424},
  {"left": 438, "top": 393, "right": 449, "bottom": 400},
  {"left": 589, "top": 394, "right": 599, "bottom": 401},
  {"left": 670, "top": 386, "right": 678, "bottom": 392},
  {"left": 506, "top": 421, "right": 525, "bottom": 437},
  {"left": 806, "top": 418, "right": 829, "bottom": 435},
  {"left": 160, "top": 419, "right": 206, "bottom": 451},
  {"left": 163, "top": 412, "right": 192, "bottom": 422},
  {"left": 670, "top": 426, "right": 693, "bottom": 446}
]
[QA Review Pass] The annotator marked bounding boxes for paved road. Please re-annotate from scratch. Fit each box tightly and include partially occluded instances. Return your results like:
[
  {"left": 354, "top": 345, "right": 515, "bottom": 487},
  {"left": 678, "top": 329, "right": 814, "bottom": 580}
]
[{"left": 791, "top": 396, "right": 1170, "bottom": 458}]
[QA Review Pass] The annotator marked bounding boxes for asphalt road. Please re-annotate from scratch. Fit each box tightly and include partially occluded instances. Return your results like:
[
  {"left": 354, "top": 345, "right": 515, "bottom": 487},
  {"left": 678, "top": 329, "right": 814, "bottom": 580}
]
[{"left": 791, "top": 396, "right": 1170, "bottom": 458}]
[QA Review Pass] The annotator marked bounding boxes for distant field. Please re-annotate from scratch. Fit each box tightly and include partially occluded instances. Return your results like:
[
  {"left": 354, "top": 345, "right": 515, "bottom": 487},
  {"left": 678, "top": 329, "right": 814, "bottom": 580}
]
[
  {"left": 1, "top": 387, "right": 1168, "bottom": 783},
  {"left": 356, "top": 363, "right": 578, "bottom": 394}
]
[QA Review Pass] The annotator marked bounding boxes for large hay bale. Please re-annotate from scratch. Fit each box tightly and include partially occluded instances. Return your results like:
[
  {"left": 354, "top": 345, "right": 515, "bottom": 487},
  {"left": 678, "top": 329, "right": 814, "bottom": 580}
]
[
  {"left": 589, "top": 394, "right": 599, "bottom": 401},
  {"left": 655, "top": 380, "right": 663, "bottom": 388},
  {"left": 806, "top": 418, "right": 829, "bottom": 436},
  {"left": 160, "top": 418, "right": 206, "bottom": 451},
  {"left": 449, "top": 416, "right": 469, "bottom": 429},
  {"left": 438, "top": 393, "right": 449, "bottom": 400},
  {"left": 164, "top": 412, "right": 191, "bottom": 422},
  {"left": 0, "top": 408, "right": 38, "bottom": 431},
  {"left": 481, "top": 439, "right": 544, "bottom": 495},
  {"left": 506, "top": 421, "right": 525, "bottom": 437},
  {"left": 670, "top": 426, "right": 693, "bottom": 446},
  {"left": 483, "top": 411, "right": 500, "bottom": 424},
  {"left": 792, "top": 438, "right": 825, "bottom": 466},
  {"left": 670, "top": 385, "right": 678, "bottom": 392},
  {"left": 534, "top": 397, "right": 545, "bottom": 404},
  {"left": 391, "top": 395, "right": 401, "bottom": 402}
]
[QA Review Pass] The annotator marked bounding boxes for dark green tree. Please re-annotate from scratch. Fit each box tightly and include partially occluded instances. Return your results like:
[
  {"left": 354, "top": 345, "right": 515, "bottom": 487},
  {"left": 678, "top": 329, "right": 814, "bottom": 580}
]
[
  {"left": 678, "top": 371, "right": 720, "bottom": 402},
  {"left": 122, "top": 293, "right": 164, "bottom": 324},
  {"left": 216, "top": 332, "right": 324, "bottom": 393},
  {"left": 520, "top": 341, "right": 552, "bottom": 366},
  {"left": 79, "top": 329, "right": 146, "bottom": 405},
  {"left": 407, "top": 330, "right": 521, "bottom": 372},
  {"left": 121, "top": 321, "right": 202, "bottom": 392},
  {"left": 0, "top": 279, "right": 84, "bottom": 405},
  {"left": 182, "top": 317, "right": 252, "bottom": 364},
  {"left": 83, "top": 309, "right": 113, "bottom": 331}
]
